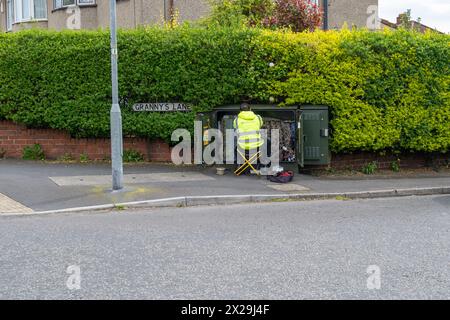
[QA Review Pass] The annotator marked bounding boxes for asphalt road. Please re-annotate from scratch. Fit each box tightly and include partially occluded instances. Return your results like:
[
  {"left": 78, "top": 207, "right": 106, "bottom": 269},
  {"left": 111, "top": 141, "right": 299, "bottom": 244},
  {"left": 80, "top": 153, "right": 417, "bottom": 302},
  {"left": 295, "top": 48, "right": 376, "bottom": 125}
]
[{"left": 0, "top": 195, "right": 449, "bottom": 299}]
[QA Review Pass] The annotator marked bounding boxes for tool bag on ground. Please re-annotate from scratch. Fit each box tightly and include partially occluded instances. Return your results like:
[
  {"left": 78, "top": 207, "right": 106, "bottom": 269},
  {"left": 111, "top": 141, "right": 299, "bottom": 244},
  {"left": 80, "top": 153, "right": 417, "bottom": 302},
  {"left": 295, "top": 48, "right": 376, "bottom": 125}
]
[{"left": 267, "top": 171, "right": 294, "bottom": 183}]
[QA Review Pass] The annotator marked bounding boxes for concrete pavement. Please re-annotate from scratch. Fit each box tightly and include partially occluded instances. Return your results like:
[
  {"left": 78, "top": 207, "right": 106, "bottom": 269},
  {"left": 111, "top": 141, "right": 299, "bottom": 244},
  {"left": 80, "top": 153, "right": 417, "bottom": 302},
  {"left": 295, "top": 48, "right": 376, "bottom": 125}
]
[
  {"left": 0, "top": 195, "right": 448, "bottom": 299},
  {"left": 1, "top": 159, "right": 450, "bottom": 213}
]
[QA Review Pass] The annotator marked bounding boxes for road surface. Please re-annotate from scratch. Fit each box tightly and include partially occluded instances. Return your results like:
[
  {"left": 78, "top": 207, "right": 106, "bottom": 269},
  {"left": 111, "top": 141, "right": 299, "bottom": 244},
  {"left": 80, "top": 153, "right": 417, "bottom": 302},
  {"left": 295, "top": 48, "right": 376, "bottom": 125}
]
[{"left": 0, "top": 195, "right": 449, "bottom": 299}]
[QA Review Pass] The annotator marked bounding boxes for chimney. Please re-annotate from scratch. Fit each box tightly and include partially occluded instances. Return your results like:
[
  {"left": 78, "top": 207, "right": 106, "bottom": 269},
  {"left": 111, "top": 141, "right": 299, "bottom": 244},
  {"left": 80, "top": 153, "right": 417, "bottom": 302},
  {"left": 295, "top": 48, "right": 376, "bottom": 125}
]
[{"left": 397, "top": 13, "right": 406, "bottom": 26}]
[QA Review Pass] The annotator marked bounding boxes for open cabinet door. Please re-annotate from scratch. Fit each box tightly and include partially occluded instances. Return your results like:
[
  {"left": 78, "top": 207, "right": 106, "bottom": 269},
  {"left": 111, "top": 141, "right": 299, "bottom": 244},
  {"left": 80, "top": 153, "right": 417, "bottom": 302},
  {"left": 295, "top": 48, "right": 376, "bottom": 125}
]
[
  {"left": 195, "top": 113, "right": 211, "bottom": 165},
  {"left": 297, "top": 110, "right": 304, "bottom": 168}
]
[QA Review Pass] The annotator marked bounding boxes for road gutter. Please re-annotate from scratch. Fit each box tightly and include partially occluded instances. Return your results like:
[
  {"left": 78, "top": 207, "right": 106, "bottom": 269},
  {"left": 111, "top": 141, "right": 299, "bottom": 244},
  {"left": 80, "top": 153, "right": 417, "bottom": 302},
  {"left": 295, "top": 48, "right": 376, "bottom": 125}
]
[{"left": 2, "top": 186, "right": 449, "bottom": 217}]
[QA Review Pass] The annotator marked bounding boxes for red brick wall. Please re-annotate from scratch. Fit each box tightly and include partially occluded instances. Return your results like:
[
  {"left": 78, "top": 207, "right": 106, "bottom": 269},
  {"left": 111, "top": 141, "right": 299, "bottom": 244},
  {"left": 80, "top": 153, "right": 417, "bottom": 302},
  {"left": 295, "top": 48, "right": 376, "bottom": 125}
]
[
  {"left": 0, "top": 120, "right": 173, "bottom": 161},
  {"left": 329, "top": 152, "right": 449, "bottom": 170},
  {"left": 1, "top": 120, "right": 449, "bottom": 168}
]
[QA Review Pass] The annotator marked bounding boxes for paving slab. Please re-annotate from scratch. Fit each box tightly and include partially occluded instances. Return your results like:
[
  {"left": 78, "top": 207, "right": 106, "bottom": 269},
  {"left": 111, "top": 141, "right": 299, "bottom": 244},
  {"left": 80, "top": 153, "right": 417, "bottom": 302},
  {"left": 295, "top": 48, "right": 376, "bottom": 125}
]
[
  {"left": 266, "top": 183, "right": 310, "bottom": 192},
  {"left": 50, "top": 172, "right": 215, "bottom": 186},
  {"left": 0, "top": 193, "right": 33, "bottom": 214},
  {"left": 1, "top": 159, "right": 450, "bottom": 213}
]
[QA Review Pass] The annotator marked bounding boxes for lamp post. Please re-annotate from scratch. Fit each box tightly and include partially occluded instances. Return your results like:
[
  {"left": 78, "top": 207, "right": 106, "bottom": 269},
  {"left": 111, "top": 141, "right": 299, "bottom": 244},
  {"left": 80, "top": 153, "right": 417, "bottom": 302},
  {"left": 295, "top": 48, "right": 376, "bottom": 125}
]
[{"left": 109, "top": 0, "right": 123, "bottom": 190}]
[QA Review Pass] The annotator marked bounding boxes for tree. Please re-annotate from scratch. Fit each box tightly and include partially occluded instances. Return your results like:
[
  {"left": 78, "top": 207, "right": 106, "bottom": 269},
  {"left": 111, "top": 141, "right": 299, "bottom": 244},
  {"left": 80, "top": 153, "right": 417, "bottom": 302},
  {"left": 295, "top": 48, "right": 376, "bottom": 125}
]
[
  {"left": 206, "top": 0, "right": 322, "bottom": 32},
  {"left": 206, "top": 0, "right": 274, "bottom": 28},
  {"left": 264, "top": 0, "right": 322, "bottom": 32}
]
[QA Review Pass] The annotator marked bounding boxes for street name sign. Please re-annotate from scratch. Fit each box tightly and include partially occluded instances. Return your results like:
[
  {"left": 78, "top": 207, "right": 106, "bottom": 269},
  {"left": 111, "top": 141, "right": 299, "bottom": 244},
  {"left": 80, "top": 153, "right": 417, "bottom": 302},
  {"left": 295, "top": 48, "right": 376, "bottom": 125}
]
[{"left": 132, "top": 103, "right": 191, "bottom": 112}]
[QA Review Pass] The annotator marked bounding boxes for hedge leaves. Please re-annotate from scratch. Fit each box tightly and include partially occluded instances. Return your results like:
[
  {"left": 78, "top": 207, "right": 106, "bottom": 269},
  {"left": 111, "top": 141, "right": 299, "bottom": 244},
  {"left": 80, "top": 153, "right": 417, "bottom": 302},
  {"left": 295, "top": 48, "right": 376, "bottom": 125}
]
[{"left": 0, "top": 26, "right": 448, "bottom": 152}]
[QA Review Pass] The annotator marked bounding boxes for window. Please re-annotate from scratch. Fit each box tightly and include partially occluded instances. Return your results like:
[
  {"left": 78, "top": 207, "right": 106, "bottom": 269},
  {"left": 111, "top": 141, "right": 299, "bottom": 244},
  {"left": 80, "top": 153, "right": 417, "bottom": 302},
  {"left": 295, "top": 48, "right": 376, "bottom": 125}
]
[
  {"left": 6, "top": 0, "right": 14, "bottom": 31},
  {"left": 13, "top": 0, "right": 47, "bottom": 22},
  {"left": 54, "top": 0, "right": 95, "bottom": 10},
  {"left": 34, "top": 0, "right": 46, "bottom": 18},
  {"left": 54, "top": 0, "right": 75, "bottom": 10}
]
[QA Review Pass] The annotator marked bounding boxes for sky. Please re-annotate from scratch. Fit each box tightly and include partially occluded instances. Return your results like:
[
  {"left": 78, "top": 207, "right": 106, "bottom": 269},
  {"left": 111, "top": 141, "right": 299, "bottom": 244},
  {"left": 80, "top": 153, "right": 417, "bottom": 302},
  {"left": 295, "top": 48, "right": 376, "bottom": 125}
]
[{"left": 379, "top": 0, "right": 450, "bottom": 33}]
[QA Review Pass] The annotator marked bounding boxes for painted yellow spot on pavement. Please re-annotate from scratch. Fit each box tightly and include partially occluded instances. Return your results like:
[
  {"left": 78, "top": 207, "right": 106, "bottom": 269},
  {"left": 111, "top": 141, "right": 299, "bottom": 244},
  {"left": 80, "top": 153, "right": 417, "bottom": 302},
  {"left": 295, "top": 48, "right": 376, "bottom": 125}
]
[{"left": 0, "top": 193, "right": 33, "bottom": 214}]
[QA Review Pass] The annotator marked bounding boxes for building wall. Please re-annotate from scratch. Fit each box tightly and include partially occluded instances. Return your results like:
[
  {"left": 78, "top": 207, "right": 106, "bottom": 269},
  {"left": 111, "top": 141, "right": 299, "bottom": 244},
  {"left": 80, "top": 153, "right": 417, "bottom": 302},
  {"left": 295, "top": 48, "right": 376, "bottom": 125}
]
[
  {"left": 11, "top": 20, "right": 48, "bottom": 31},
  {"left": 47, "top": 4, "right": 71, "bottom": 31},
  {"left": 47, "top": 2, "right": 98, "bottom": 31},
  {"left": 1, "top": 0, "right": 211, "bottom": 33},
  {"left": 326, "top": 0, "right": 379, "bottom": 30},
  {"left": 138, "top": 0, "right": 165, "bottom": 26},
  {"left": 0, "top": 0, "right": 5, "bottom": 32},
  {"left": 96, "top": 0, "right": 208, "bottom": 29},
  {"left": 2, "top": 0, "right": 380, "bottom": 33},
  {"left": 96, "top": 0, "right": 142, "bottom": 30},
  {"left": 173, "top": 0, "right": 210, "bottom": 22}
]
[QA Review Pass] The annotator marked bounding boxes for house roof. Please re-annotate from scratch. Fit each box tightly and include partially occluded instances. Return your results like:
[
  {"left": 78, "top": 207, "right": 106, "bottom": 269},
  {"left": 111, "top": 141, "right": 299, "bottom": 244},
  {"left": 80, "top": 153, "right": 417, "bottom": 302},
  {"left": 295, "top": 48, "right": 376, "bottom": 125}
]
[{"left": 380, "top": 15, "right": 444, "bottom": 34}]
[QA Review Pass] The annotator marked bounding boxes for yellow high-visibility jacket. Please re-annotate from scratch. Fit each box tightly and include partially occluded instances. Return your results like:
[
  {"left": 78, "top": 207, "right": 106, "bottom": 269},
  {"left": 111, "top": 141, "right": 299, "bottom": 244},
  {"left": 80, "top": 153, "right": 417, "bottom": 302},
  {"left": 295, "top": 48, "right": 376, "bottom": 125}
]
[{"left": 233, "top": 111, "right": 264, "bottom": 150}]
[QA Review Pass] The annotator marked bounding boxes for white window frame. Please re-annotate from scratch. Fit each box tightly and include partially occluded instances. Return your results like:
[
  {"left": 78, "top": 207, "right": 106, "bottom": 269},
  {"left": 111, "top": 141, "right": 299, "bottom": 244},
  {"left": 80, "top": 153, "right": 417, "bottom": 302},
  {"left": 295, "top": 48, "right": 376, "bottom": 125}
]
[
  {"left": 54, "top": 0, "right": 95, "bottom": 10},
  {"left": 77, "top": 0, "right": 95, "bottom": 5},
  {"left": 54, "top": 0, "right": 75, "bottom": 10},
  {"left": 13, "top": 0, "right": 47, "bottom": 23},
  {"left": 6, "top": 0, "right": 14, "bottom": 31}
]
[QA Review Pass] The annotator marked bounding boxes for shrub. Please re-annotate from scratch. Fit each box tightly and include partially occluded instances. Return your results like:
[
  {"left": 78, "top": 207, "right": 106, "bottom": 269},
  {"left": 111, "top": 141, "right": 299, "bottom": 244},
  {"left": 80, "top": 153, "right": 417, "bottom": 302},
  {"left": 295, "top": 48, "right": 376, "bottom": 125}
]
[
  {"left": 205, "top": 0, "right": 275, "bottom": 28},
  {"left": 22, "top": 144, "right": 45, "bottom": 160},
  {"left": 0, "top": 148, "right": 5, "bottom": 158},
  {"left": 0, "top": 27, "right": 256, "bottom": 141},
  {"left": 391, "top": 159, "right": 401, "bottom": 172},
  {"left": 205, "top": 0, "right": 322, "bottom": 32},
  {"left": 362, "top": 161, "right": 378, "bottom": 175},
  {"left": 263, "top": 0, "right": 322, "bottom": 32},
  {"left": 123, "top": 149, "right": 145, "bottom": 162},
  {"left": 0, "top": 27, "right": 448, "bottom": 154},
  {"left": 272, "top": 29, "right": 450, "bottom": 153},
  {"left": 79, "top": 153, "right": 89, "bottom": 162}
]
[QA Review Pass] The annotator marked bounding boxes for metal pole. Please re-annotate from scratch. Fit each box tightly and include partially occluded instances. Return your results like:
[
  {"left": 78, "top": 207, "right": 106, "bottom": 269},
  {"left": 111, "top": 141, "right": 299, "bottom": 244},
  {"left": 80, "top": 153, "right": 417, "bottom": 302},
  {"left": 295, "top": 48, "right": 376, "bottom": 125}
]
[
  {"left": 323, "top": 0, "right": 329, "bottom": 30},
  {"left": 168, "top": 0, "right": 174, "bottom": 24},
  {"left": 109, "top": 0, "right": 123, "bottom": 190}
]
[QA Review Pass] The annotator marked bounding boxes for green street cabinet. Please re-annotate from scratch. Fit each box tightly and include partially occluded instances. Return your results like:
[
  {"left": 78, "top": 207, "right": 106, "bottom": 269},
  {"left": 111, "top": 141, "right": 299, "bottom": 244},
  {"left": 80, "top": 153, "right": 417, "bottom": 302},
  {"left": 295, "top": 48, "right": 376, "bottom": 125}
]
[{"left": 197, "top": 105, "right": 330, "bottom": 171}]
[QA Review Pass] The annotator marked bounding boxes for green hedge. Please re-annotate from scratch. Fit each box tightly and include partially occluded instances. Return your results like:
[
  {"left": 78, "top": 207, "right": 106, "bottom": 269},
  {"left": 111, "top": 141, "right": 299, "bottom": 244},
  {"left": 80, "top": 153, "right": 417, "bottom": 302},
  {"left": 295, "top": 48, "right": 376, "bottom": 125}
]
[{"left": 0, "top": 26, "right": 448, "bottom": 153}]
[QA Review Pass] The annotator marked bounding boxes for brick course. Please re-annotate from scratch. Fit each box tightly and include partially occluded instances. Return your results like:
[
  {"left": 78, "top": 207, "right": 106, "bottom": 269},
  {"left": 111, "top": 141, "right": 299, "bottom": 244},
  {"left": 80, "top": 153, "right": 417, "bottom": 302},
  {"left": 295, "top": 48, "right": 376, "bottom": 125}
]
[
  {"left": 1, "top": 120, "right": 448, "bottom": 168},
  {"left": 328, "top": 152, "right": 449, "bottom": 171},
  {"left": 0, "top": 121, "right": 172, "bottom": 162}
]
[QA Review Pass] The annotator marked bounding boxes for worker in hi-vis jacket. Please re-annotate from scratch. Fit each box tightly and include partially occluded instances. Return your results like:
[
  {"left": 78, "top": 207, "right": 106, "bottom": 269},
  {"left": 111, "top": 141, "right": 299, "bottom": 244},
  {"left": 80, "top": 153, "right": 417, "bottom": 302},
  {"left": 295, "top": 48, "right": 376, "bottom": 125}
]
[{"left": 233, "top": 103, "right": 271, "bottom": 172}]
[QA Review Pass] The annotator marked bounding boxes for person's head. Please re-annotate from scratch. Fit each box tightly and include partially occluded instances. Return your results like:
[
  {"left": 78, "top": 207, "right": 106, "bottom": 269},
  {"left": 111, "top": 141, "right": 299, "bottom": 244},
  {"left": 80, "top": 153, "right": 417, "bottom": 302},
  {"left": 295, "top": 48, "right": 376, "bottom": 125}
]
[{"left": 240, "top": 103, "right": 251, "bottom": 112}]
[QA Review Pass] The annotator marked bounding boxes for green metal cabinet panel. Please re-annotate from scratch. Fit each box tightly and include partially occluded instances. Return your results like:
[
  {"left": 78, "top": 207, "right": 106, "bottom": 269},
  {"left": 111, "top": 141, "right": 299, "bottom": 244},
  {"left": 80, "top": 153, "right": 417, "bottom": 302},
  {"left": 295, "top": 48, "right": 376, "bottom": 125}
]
[
  {"left": 202, "top": 104, "right": 330, "bottom": 170},
  {"left": 299, "top": 105, "right": 330, "bottom": 166},
  {"left": 221, "top": 115, "right": 235, "bottom": 131}
]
